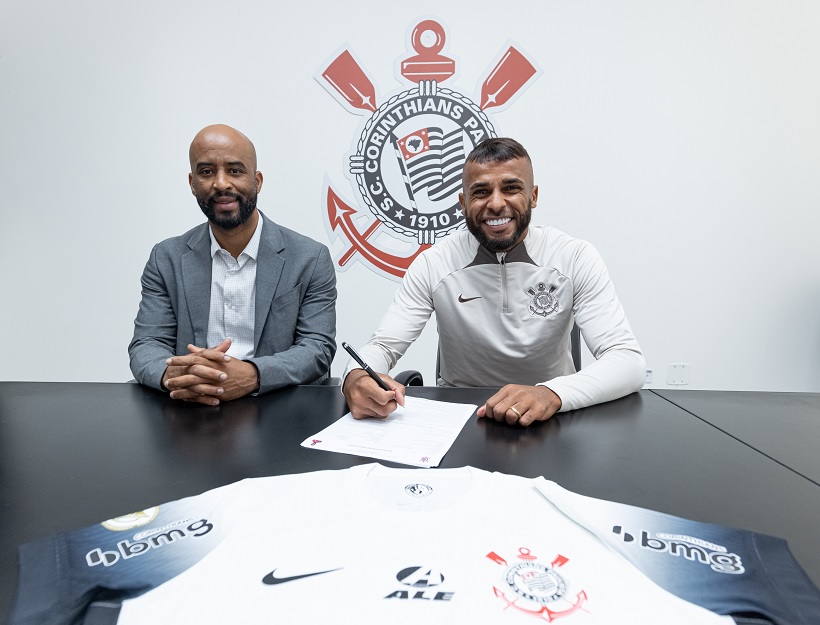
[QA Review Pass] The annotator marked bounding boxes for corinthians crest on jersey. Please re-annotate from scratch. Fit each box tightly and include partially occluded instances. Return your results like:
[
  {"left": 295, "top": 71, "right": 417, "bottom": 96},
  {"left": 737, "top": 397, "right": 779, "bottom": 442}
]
[
  {"left": 317, "top": 18, "right": 541, "bottom": 280},
  {"left": 486, "top": 547, "right": 588, "bottom": 622},
  {"left": 528, "top": 282, "right": 560, "bottom": 317}
]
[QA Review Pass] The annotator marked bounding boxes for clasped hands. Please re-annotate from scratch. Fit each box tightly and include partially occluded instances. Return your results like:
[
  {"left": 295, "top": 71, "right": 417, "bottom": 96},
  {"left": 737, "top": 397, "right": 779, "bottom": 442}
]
[
  {"left": 342, "top": 369, "right": 562, "bottom": 426},
  {"left": 162, "top": 338, "right": 259, "bottom": 405}
]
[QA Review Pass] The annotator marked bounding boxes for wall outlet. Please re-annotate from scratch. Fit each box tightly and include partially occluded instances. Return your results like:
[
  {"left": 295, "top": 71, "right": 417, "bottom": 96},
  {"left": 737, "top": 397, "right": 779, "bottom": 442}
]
[
  {"left": 645, "top": 369, "right": 653, "bottom": 384},
  {"left": 666, "top": 363, "right": 690, "bottom": 385}
]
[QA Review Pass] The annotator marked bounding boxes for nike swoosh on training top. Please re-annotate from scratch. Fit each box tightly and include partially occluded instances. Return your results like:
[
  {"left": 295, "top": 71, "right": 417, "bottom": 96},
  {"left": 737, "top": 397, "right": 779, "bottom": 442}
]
[
  {"left": 262, "top": 567, "right": 342, "bottom": 585},
  {"left": 458, "top": 294, "right": 482, "bottom": 303}
]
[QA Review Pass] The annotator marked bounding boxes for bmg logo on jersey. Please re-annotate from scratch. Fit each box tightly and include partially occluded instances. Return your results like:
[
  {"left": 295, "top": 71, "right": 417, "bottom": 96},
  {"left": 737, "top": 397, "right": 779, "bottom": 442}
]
[
  {"left": 384, "top": 565, "right": 454, "bottom": 601},
  {"left": 85, "top": 518, "right": 213, "bottom": 567},
  {"left": 612, "top": 526, "right": 745, "bottom": 574}
]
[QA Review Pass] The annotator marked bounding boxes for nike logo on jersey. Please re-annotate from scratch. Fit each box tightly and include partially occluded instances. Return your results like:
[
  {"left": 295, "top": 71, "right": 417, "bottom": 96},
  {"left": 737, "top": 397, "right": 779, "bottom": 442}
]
[
  {"left": 262, "top": 567, "right": 341, "bottom": 585},
  {"left": 458, "top": 294, "right": 482, "bottom": 303}
]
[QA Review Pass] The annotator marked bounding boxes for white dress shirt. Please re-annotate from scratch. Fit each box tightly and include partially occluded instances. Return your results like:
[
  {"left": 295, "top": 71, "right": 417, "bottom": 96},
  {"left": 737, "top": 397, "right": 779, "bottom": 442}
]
[{"left": 206, "top": 218, "right": 263, "bottom": 359}]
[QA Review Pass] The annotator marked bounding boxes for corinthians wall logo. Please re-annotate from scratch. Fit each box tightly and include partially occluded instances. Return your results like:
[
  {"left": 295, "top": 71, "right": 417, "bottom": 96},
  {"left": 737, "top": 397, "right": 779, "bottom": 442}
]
[{"left": 316, "top": 18, "right": 541, "bottom": 280}]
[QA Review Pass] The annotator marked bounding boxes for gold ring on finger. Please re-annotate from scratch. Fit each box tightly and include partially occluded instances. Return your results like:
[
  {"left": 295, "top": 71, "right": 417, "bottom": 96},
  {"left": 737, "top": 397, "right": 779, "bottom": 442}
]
[{"left": 510, "top": 405, "right": 523, "bottom": 419}]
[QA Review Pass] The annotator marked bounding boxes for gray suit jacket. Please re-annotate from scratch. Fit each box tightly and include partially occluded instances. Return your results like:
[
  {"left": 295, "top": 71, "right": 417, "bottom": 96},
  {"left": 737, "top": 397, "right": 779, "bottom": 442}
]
[{"left": 128, "top": 213, "right": 336, "bottom": 393}]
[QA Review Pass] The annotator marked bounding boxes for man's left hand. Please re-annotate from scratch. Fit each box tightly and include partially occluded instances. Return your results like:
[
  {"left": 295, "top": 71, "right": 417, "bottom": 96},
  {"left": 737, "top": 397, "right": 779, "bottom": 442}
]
[{"left": 477, "top": 384, "right": 562, "bottom": 426}]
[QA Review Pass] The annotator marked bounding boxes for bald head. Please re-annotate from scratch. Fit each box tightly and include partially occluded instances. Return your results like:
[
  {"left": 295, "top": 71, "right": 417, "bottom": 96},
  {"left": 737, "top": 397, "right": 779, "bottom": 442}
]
[
  {"left": 189, "top": 124, "right": 257, "bottom": 172},
  {"left": 188, "top": 124, "right": 263, "bottom": 232}
]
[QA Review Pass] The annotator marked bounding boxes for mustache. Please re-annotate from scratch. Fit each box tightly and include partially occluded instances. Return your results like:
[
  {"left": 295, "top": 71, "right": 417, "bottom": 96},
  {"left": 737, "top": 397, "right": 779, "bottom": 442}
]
[{"left": 208, "top": 192, "right": 242, "bottom": 203}]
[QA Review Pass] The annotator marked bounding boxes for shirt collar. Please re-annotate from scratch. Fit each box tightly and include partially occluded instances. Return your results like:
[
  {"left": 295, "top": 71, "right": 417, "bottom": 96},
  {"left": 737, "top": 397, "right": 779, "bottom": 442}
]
[{"left": 208, "top": 214, "right": 264, "bottom": 261}]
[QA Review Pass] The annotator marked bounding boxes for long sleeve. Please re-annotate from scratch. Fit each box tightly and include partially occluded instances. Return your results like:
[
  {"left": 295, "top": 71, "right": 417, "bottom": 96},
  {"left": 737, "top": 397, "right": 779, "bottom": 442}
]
[
  {"left": 542, "top": 241, "right": 645, "bottom": 411},
  {"left": 128, "top": 243, "right": 178, "bottom": 390},
  {"left": 342, "top": 253, "right": 435, "bottom": 384}
]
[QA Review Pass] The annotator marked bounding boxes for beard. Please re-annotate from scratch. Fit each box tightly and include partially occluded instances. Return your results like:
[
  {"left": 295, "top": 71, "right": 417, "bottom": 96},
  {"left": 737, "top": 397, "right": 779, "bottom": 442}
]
[
  {"left": 197, "top": 191, "right": 257, "bottom": 230},
  {"left": 465, "top": 208, "right": 532, "bottom": 253}
]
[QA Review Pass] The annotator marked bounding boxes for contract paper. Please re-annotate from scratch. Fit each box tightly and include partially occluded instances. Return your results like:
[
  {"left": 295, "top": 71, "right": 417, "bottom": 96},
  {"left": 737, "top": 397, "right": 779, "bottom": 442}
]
[{"left": 301, "top": 396, "right": 477, "bottom": 467}]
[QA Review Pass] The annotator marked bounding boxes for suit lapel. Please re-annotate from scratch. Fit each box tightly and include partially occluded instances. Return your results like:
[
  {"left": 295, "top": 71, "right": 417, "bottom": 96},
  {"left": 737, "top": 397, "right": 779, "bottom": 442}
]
[
  {"left": 181, "top": 225, "right": 213, "bottom": 347},
  {"left": 254, "top": 214, "right": 285, "bottom": 348}
]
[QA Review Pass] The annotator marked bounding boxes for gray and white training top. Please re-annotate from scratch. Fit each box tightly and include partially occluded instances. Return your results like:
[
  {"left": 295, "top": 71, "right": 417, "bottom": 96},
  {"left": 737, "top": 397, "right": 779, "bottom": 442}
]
[{"left": 346, "top": 225, "right": 645, "bottom": 411}]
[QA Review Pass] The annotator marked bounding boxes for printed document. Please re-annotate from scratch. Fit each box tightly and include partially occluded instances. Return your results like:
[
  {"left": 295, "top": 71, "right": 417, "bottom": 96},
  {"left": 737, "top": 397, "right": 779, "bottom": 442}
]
[{"left": 301, "top": 396, "right": 476, "bottom": 467}]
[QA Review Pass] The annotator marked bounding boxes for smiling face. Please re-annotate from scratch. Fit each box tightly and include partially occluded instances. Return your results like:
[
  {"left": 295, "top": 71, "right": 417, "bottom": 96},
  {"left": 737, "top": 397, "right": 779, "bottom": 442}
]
[
  {"left": 459, "top": 157, "right": 538, "bottom": 252},
  {"left": 188, "top": 125, "right": 263, "bottom": 231}
]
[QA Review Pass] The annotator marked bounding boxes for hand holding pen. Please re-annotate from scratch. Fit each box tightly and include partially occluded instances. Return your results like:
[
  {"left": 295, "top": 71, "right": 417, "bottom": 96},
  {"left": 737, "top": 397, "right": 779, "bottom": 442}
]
[{"left": 341, "top": 342, "right": 406, "bottom": 419}]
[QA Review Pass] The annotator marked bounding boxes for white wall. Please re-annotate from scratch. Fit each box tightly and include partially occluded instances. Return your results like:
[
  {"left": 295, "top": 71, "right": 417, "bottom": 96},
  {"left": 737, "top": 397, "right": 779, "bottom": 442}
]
[{"left": 1, "top": 0, "right": 819, "bottom": 391}]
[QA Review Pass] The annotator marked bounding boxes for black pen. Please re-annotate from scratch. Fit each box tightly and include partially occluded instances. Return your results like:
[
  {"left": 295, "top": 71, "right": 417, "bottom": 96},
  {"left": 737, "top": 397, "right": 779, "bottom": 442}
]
[{"left": 342, "top": 342, "right": 392, "bottom": 392}]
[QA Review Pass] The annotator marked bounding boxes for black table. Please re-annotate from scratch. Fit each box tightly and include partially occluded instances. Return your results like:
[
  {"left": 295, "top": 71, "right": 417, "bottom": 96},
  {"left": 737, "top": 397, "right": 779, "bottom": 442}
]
[
  {"left": 1, "top": 382, "right": 819, "bottom": 622},
  {"left": 654, "top": 389, "right": 820, "bottom": 486}
]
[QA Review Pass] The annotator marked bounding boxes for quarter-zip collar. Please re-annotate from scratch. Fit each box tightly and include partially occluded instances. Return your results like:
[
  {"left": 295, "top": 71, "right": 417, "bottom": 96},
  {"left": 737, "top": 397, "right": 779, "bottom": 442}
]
[{"left": 462, "top": 232, "right": 539, "bottom": 313}]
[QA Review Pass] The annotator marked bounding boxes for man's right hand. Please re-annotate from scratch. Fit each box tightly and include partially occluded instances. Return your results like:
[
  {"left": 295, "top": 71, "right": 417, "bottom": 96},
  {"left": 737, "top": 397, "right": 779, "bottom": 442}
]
[{"left": 342, "top": 369, "right": 406, "bottom": 419}]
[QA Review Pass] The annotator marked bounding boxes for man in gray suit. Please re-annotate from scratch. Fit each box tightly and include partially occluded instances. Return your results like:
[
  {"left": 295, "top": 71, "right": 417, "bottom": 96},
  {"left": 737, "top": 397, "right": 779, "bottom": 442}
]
[{"left": 129, "top": 124, "right": 336, "bottom": 405}]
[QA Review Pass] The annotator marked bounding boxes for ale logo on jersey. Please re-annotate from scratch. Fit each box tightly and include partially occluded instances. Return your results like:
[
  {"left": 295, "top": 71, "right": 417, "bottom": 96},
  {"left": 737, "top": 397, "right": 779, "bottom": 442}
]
[
  {"left": 317, "top": 18, "right": 541, "bottom": 281},
  {"left": 385, "top": 565, "right": 454, "bottom": 601},
  {"left": 397, "top": 565, "right": 445, "bottom": 586},
  {"left": 486, "top": 547, "right": 588, "bottom": 621}
]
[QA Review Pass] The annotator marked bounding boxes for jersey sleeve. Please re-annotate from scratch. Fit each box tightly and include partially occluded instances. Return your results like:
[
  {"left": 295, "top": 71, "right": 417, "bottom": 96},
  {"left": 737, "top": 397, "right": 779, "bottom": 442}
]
[
  {"left": 9, "top": 481, "right": 247, "bottom": 625},
  {"left": 535, "top": 479, "right": 820, "bottom": 625}
]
